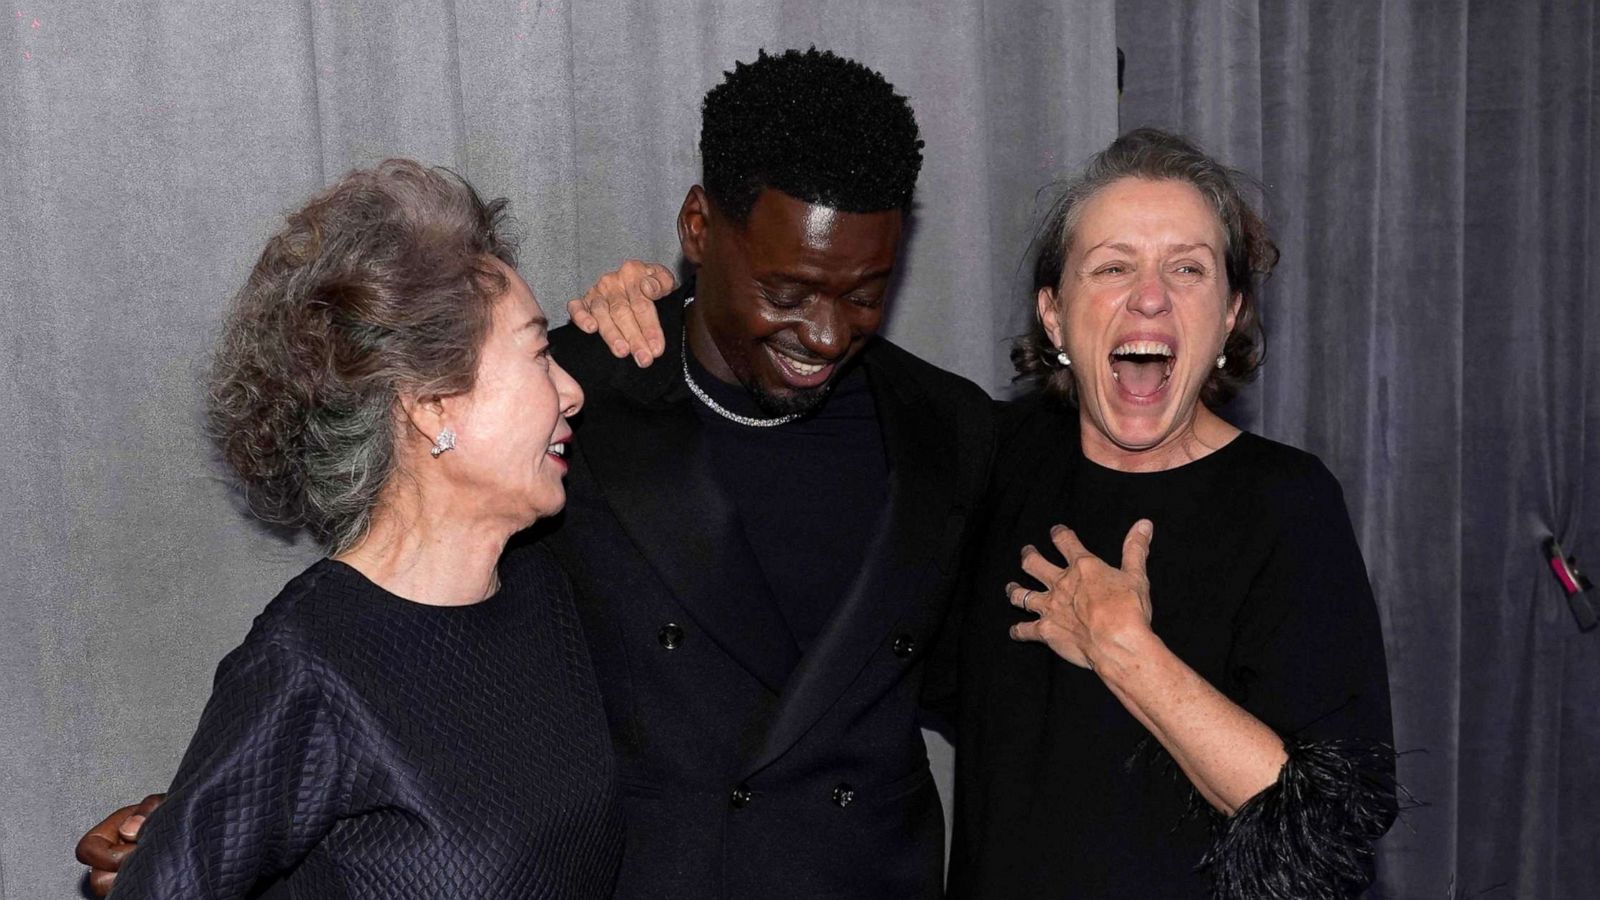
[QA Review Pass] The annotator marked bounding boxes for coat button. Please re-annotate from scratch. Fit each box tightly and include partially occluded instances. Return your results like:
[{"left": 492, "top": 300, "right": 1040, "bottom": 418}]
[
  {"left": 658, "top": 623, "right": 685, "bottom": 650},
  {"left": 831, "top": 783, "right": 856, "bottom": 808},
  {"left": 730, "top": 784, "right": 753, "bottom": 809},
  {"left": 891, "top": 633, "right": 916, "bottom": 658}
]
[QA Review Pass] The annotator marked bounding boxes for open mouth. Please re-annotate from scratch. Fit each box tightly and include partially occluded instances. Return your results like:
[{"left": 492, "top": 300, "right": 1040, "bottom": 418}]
[
  {"left": 1109, "top": 340, "right": 1174, "bottom": 399},
  {"left": 767, "top": 346, "right": 836, "bottom": 389},
  {"left": 546, "top": 439, "right": 570, "bottom": 468}
]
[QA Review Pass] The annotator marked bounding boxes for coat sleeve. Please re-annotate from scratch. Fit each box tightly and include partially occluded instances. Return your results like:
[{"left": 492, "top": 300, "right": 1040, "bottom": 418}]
[
  {"left": 1202, "top": 460, "right": 1399, "bottom": 900},
  {"left": 917, "top": 394, "right": 1001, "bottom": 737},
  {"left": 112, "top": 639, "right": 347, "bottom": 898}
]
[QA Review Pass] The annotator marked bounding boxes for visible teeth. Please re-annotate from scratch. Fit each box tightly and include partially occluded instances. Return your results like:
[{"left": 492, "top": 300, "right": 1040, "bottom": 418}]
[
  {"left": 1111, "top": 340, "right": 1173, "bottom": 357},
  {"left": 549, "top": 443, "right": 566, "bottom": 457},
  {"left": 781, "top": 357, "right": 825, "bottom": 376}
]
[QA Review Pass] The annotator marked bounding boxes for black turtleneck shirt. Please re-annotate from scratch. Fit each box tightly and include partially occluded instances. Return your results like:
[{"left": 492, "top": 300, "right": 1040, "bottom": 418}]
[{"left": 684, "top": 346, "right": 890, "bottom": 654}]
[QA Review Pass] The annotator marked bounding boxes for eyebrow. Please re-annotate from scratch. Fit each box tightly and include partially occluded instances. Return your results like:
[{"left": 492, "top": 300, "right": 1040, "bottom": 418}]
[
  {"left": 764, "top": 268, "right": 895, "bottom": 288},
  {"left": 1085, "top": 240, "right": 1218, "bottom": 257},
  {"left": 522, "top": 315, "right": 549, "bottom": 332}
]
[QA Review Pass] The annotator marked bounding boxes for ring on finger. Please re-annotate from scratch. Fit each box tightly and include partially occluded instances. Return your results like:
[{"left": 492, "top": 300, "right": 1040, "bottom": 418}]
[{"left": 1019, "top": 589, "right": 1033, "bottom": 613}]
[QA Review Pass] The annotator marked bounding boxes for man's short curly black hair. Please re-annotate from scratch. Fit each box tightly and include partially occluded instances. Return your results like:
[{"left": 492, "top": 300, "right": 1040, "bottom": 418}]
[{"left": 700, "top": 48, "right": 924, "bottom": 222}]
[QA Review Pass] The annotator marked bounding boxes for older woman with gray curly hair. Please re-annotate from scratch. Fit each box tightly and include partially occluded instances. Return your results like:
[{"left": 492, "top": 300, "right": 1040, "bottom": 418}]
[{"left": 96, "top": 160, "right": 623, "bottom": 898}]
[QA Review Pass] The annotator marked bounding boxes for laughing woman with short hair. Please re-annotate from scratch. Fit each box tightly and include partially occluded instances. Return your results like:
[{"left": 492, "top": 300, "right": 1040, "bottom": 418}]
[
  {"left": 105, "top": 160, "right": 622, "bottom": 899},
  {"left": 945, "top": 129, "right": 1397, "bottom": 900}
]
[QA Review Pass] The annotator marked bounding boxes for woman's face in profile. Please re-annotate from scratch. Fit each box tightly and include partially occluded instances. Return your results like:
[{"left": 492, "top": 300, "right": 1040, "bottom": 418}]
[
  {"left": 1040, "top": 176, "right": 1240, "bottom": 462},
  {"left": 438, "top": 260, "right": 584, "bottom": 526}
]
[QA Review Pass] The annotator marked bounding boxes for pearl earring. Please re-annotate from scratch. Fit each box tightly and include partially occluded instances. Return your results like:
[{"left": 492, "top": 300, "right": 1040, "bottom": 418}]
[
  {"left": 1215, "top": 353, "right": 1227, "bottom": 370},
  {"left": 1056, "top": 348, "right": 1072, "bottom": 367},
  {"left": 430, "top": 428, "right": 456, "bottom": 458}
]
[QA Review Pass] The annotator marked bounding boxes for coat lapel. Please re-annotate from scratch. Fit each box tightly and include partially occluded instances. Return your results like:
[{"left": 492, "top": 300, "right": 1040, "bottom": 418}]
[
  {"left": 748, "top": 344, "right": 959, "bottom": 773},
  {"left": 577, "top": 295, "right": 801, "bottom": 693}
]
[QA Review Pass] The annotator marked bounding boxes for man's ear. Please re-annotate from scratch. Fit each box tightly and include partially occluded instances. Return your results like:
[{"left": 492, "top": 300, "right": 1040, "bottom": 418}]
[
  {"left": 678, "top": 185, "right": 712, "bottom": 266},
  {"left": 1036, "top": 287, "right": 1064, "bottom": 347}
]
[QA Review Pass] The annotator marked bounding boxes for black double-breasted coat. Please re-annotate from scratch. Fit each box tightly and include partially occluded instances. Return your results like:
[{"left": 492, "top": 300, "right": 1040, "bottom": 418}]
[{"left": 532, "top": 293, "right": 993, "bottom": 899}]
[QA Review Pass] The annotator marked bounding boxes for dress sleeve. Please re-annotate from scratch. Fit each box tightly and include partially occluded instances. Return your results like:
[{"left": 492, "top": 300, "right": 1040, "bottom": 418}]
[
  {"left": 1202, "top": 461, "right": 1398, "bottom": 900},
  {"left": 112, "top": 638, "right": 346, "bottom": 898}
]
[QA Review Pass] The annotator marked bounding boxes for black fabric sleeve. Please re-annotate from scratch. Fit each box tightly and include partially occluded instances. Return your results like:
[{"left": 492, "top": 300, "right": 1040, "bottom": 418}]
[
  {"left": 1203, "top": 461, "right": 1398, "bottom": 899},
  {"left": 112, "top": 639, "right": 346, "bottom": 899},
  {"left": 917, "top": 396, "right": 1002, "bottom": 737}
]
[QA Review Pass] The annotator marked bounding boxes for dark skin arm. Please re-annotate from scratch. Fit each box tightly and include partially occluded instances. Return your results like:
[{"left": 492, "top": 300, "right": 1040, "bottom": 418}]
[{"left": 75, "top": 793, "right": 163, "bottom": 897}]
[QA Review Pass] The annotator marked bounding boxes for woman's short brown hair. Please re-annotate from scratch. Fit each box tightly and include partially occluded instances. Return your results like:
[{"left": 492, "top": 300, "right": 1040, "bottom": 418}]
[
  {"left": 1012, "top": 128, "right": 1279, "bottom": 407},
  {"left": 208, "top": 159, "right": 517, "bottom": 553}
]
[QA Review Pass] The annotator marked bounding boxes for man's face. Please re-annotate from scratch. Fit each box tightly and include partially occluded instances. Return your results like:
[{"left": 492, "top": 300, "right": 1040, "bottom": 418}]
[{"left": 680, "top": 187, "right": 903, "bottom": 416}]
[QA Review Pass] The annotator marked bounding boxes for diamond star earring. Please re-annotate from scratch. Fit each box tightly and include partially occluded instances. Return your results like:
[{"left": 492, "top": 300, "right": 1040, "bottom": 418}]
[
  {"left": 1056, "top": 348, "right": 1072, "bottom": 367},
  {"left": 430, "top": 428, "right": 456, "bottom": 458},
  {"left": 1215, "top": 353, "right": 1227, "bottom": 370}
]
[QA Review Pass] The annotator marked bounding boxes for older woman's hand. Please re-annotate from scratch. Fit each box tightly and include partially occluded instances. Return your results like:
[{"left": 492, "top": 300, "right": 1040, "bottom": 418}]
[{"left": 1007, "top": 519, "right": 1154, "bottom": 669}]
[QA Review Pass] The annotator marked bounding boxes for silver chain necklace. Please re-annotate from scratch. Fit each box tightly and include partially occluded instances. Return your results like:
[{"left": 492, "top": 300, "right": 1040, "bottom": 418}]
[{"left": 680, "top": 298, "right": 800, "bottom": 428}]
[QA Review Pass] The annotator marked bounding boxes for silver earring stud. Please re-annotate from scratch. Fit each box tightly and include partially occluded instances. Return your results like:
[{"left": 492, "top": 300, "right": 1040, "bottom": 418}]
[
  {"left": 1056, "top": 349, "right": 1072, "bottom": 367},
  {"left": 1215, "top": 353, "right": 1227, "bottom": 370},
  {"left": 430, "top": 428, "right": 456, "bottom": 458}
]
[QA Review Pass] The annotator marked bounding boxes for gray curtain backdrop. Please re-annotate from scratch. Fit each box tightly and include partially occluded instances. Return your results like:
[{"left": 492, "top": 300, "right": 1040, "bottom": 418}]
[
  {"left": 0, "top": 1, "right": 1116, "bottom": 896},
  {"left": 1118, "top": 1, "right": 1600, "bottom": 897},
  {"left": 1, "top": 1, "right": 1593, "bottom": 898}
]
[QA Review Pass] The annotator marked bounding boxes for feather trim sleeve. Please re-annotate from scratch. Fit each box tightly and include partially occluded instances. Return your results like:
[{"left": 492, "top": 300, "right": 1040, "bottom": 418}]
[{"left": 1201, "top": 738, "right": 1399, "bottom": 900}]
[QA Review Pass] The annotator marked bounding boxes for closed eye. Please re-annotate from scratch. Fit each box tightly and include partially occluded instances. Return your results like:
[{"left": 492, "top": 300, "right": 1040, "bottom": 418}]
[{"left": 759, "top": 287, "right": 807, "bottom": 310}]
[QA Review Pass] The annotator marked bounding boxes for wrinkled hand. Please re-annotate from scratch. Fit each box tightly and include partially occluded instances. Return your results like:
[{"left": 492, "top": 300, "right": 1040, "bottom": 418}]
[
  {"left": 565, "top": 259, "right": 675, "bottom": 366},
  {"left": 75, "top": 793, "right": 164, "bottom": 897},
  {"left": 1006, "top": 520, "right": 1154, "bottom": 669}
]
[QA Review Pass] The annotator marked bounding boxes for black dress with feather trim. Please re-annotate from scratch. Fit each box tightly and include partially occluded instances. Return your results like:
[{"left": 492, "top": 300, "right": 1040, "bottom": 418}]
[{"left": 944, "top": 394, "right": 1396, "bottom": 900}]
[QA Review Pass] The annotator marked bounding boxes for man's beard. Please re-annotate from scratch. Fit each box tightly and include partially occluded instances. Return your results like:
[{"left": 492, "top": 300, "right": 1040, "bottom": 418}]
[{"left": 745, "top": 377, "right": 836, "bottom": 418}]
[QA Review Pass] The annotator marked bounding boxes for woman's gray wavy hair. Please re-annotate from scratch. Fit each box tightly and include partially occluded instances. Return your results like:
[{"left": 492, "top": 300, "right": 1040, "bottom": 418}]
[
  {"left": 1013, "top": 128, "right": 1279, "bottom": 407},
  {"left": 208, "top": 159, "right": 517, "bottom": 554}
]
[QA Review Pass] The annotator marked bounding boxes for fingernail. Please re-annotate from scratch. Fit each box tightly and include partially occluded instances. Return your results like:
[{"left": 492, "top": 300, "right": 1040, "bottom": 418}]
[
  {"left": 612, "top": 341, "right": 628, "bottom": 356},
  {"left": 1050, "top": 524, "right": 1066, "bottom": 536},
  {"left": 1021, "top": 544, "right": 1035, "bottom": 558},
  {"left": 634, "top": 351, "right": 651, "bottom": 366},
  {"left": 120, "top": 814, "right": 145, "bottom": 839},
  {"left": 1136, "top": 519, "right": 1153, "bottom": 537}
]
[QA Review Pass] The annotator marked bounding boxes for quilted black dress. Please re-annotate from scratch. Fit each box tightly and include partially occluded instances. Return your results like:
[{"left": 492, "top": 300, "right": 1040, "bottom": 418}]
[{"left": 113, "top": 542, "right": 623, "bottom": 899}]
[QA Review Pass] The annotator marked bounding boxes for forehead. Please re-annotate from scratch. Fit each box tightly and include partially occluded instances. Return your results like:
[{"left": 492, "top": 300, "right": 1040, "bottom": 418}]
[
  {"left": 736, "top": 189, "right": 903, "bottom": 276},
  {"left": 1072, "top": 177, "right": 1223, "bottom": 252},
  {"left": 486, "top": 259, "right": 544, "bottom": 327}
]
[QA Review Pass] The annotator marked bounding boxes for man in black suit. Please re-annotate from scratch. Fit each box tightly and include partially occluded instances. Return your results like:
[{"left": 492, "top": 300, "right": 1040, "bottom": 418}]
[
  {"left": 79, "top": 48, "right": 992, "bottom": 900},
  {"left": 544, "top": 48, "right": 991, "bottom": 898}
]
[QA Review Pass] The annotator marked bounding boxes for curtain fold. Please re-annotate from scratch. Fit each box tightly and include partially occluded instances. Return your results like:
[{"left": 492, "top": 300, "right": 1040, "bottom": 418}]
[
  {"left": 5, "top": 1, "right": 1592, "bottom": 896},
  {"left": 0, "top": 3, "right": 1114, "bottom": 895},
  {"left": 1119, "top": 1, "right": 1598, "bottom": 896}
]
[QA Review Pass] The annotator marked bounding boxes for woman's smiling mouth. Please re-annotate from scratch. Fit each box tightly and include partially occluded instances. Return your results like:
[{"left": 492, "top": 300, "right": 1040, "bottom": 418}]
[{"left": 1109, "top": 339, "right": 1174, "bottom": 399}]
